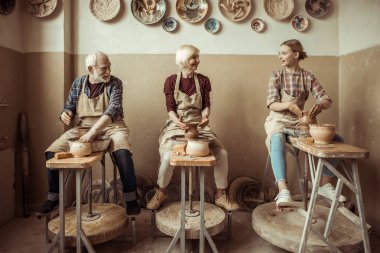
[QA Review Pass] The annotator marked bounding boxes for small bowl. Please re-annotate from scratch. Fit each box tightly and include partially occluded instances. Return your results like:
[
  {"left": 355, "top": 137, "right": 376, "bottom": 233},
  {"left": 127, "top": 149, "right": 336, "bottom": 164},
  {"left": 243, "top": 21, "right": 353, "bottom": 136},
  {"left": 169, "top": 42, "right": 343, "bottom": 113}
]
[
  {"left": 204, "top": 18, "right": 220, "bottom": 34},
  {"left": 162, "top": 17, "right": 178, "bottom": 32},
  {"left": 251, "top": 18, "right": 265, "bottom": 32},
  {"left": 68, "top": 140, "right": 92, "bottom": 157},
  {"left": 291, "top": 14, "right": 309, "bottom": 32},
  {"left": 69, "top": 136, "right": 111, "bottom": 153},
  {"left": 309, "top": 124, "right": 336, "bottom": 144},
  {"left": 298, "top": 111, "right": 317, "bottom": 130}
]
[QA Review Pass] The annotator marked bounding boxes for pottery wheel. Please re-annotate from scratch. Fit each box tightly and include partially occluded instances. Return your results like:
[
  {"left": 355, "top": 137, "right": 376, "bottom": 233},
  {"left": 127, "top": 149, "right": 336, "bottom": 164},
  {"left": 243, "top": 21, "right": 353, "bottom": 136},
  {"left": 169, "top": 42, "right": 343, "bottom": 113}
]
[
  {"left": 252, "top": 202, "right": 363, "bottom": 253},
  {"left": 156, "top": 201, "right": 225, "bottom": 239},
  {"left": 48, "top": 203, "right": 127, "bottom": 247}
]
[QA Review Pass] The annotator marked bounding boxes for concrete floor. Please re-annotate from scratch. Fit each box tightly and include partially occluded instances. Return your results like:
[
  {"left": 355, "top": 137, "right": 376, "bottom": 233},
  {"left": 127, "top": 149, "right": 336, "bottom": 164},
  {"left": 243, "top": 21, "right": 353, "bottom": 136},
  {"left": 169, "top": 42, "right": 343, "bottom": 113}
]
[{"left": 0, "top": 208, "right": 379, "bottom": 253}]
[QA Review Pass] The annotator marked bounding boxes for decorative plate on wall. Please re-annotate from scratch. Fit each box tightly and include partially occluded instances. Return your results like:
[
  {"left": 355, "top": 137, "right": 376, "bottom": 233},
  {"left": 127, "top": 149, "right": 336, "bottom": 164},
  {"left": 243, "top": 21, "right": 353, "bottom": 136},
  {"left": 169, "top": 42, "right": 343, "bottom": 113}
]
[
  {"left": 131, "top": 0, "right": 166, "bottom": 25},
  {"left": 251, "top": 18, "right": 265, "bottom": 32},
  {"left": 25, "top": 0, "right": 57, "bottom": 18},
  {"left": 204, "top": 18, "right": 220, "bottom": 34},
  {"left": 176, "top": 0, "right": 208, "bottom": 23},
  {"left": 291, "top": 14, "right": 308, "bottom": 32},
  {"left": 264, "top": 0, "right": 294, "bottom": 21},
  {"left": 0, "top": 0, "right": 15, "bottom": 15},
  {"left": 218, "top": 0, "right": 252, "bottom": 22},
  {"left": 89, "top": 0, "right": 120, "bottom": 22},
  {"left": 162, "top": 17, "right": 178, "bottom": 32},
  {"left": 305, "top": 0, "right": 330, "bottom": 18}
]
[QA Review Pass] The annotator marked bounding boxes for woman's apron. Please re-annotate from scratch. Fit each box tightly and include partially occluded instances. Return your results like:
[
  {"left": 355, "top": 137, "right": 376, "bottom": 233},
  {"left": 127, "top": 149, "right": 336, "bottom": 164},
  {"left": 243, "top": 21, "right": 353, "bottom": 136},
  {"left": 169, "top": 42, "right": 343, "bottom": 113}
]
[
  {"left": 158, "top": 73, "right": 223, "bottom": 159},
  {"left": 264, "top": 70, "right": 309, "bottom": 151},
  {"left": 46, "top": 77, "right": 132, "bottom": 153}
]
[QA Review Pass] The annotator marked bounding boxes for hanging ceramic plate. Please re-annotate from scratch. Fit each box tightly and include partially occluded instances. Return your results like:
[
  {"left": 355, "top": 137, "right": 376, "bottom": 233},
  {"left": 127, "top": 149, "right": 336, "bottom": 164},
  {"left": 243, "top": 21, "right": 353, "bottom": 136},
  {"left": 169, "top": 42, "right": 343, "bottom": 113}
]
[
  {"left": 251, "top": 18, "right": 265, "bottom": 32},
  {"left": 264, "top": 0, "right": 294, "bottom": 21},
  {"left": 89, "top": 0, "right": 120, "bottom": 21},
  {"left": 131, "top": 0, "right": 166, "bottom": 25},
  {"left": 218, "top": 0, "right": 252, "bottom": 22},
  {"left": 25, "top": 0, "right": 57, "bottom": 18},
  {"left": 162, "top": 17, "right": 178, "bottom": 32},
  {"left": 305, "top": 0, "right": 330, "bottom": 18},
  {"left": 291, "top": 14, "right": 308, "bottom": 32},
  {"left": 176, "top": 0, "right": 208, "bottom": 24},
  {"left": 204, "top": 18, "right": 220, "bottom": 34},
  {"left": 0, "top": 0, "right": 15, "bottom": 15}
]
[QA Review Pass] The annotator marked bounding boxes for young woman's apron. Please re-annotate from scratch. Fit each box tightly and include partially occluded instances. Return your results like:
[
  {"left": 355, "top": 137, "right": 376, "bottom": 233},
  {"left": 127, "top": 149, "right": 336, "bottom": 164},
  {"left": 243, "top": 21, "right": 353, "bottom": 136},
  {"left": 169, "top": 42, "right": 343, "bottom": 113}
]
[
  {"left": 46, "top": 77, "right": 132, "bottom": 153},
  {"left": 264, "top": 70, "right": 309, "bottom": 151},
  {"left": 158, "top": 73, "right": 223, "bottom": 159}
]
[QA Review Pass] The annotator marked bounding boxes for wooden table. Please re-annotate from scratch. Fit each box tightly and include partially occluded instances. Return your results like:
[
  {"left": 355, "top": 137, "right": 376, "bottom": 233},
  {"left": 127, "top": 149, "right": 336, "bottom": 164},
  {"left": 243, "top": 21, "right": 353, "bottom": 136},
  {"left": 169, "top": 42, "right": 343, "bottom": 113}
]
[
  {"left": 165, "top": 147, "right": 217, "bottom": 253},
  {"left": 289, "top": 137, "right": 370, "bottom": 253},
  {"left": 46, "top": 152, "right": 103, "bottom": 253}
]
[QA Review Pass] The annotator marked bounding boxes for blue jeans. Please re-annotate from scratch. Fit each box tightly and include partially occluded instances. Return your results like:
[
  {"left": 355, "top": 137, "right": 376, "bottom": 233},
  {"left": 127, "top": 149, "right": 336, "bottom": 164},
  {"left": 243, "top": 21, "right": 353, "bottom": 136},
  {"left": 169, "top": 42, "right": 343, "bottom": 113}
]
[{"left": 270, "top": 132, "right": 343, "bottom": 183}]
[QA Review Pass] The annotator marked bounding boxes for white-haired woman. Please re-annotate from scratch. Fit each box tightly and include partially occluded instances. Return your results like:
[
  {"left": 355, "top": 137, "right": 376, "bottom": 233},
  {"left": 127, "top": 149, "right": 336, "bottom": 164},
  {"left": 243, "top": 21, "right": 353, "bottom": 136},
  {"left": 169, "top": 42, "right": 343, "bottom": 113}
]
[{"left": 147, "top": 45, "right": 239, "bottom": 211}]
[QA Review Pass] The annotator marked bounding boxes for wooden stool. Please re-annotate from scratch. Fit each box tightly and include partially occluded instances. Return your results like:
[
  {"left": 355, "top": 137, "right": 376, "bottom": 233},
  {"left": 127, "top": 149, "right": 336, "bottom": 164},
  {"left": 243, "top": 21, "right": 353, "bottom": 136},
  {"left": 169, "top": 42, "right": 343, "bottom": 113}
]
[{"left": 291, "top": 137, "right": 371, "bottom": 253}]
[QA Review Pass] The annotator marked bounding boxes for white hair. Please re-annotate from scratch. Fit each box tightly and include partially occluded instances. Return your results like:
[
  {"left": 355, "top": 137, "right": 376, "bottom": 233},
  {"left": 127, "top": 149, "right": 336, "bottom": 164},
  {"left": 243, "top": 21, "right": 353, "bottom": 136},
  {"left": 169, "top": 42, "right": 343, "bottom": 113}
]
[
  {"left": 85, "top": 51, "right": 109, "bottom": 69},
  {"left": 175, "top": 45, "right": 200, "bottom": 69}
]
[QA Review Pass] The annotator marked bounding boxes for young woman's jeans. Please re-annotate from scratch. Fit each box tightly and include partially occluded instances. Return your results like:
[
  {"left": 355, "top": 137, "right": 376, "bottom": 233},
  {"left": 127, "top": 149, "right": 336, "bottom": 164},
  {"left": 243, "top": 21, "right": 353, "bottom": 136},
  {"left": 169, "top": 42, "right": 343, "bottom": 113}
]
[{"left": 270, "top": 132, "right": 343, "bottom": 183}]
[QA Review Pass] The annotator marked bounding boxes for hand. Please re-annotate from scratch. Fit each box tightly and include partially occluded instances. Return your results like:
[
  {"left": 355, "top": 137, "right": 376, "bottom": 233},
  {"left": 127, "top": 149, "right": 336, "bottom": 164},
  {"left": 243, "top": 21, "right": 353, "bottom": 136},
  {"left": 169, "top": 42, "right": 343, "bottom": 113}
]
[
  {"left": 79, "top": 129, "right": 96, "bottom": 142},
  {"left": 198, "top": 117, "right": 209, "bottom": 128},
  {"left": 60, "top": 111, "right": 73, "bottom": 125},
  {"left": 176, "top": 120, "right": 188, "bottom": 131},
  {"left": 309, "top": 104, "right": 323, "bottom": 118},
  {"left": 288, "top": 103, "right": 302, "bottom": 118}
]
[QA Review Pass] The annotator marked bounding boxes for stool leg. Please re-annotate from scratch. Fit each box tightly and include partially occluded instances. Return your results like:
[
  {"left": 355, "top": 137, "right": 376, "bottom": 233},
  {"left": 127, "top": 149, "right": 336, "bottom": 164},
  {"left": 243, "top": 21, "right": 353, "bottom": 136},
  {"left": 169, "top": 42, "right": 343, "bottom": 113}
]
[
  {"left": 151, "top": 210, "right": 156, "bottom": 239},
  {"left": 101, "top": 154, "right": 106, "bottom": 203},
  {"left": 227, "top": 211, "right": 232, "bottom": 240},
  {"left": 45, "top": 213, "right": 51, "bottom": 243},
  {"left": 131, "top": 217, "right": 136, "bottom": 245}
]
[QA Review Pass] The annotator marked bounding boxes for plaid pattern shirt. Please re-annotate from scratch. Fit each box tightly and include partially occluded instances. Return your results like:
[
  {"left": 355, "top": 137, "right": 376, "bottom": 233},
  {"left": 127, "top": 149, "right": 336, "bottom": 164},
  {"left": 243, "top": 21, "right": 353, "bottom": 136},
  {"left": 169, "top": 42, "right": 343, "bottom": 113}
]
[
  {"left": 63, "top": 75, "right": 124, "bottom": 122},
  {"left": 266, "top": 69, "right": 331, "bottom": 107},
  {"left": 164, "top": 73, "right": 211, "bottom": 112}
]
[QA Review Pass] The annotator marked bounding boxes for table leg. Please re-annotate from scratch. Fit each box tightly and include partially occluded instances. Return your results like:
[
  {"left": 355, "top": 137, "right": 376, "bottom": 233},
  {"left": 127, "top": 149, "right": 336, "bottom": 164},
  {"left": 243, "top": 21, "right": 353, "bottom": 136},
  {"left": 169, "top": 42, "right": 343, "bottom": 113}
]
[
  {"left": 76, "top": 171, "right": 82, "bottom": 253},
  {"left": 200, "top": 167, "right": 205, "bottom": 253},
  {"left": 101, "top": 154, "right": 106, "bottom": 203},
  {"left": 180, "top": 167, "right": 186, "bottom": 253},
  {"left": 59, "top": 170, "right": 65, "bottom": 252}
]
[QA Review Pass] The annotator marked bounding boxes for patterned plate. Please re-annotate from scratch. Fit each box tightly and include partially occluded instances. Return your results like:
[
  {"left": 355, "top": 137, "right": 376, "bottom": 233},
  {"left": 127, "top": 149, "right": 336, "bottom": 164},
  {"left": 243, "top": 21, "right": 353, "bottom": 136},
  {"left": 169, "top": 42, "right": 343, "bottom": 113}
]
[
  {"left": 162, "top": 16, "right": 178, "bottom": 32},
  {"left": 218, "top": 0, "right": 252, "bottom": 22},
  {"left": 251, "top": 18, "right": 265, "bottom": 32},
  {"left": 176, "top": 0, "right": 208, "bottom": 23},
  {"left": 264, "top": 0, "right": 294, "bottom": 21},
  {"left": 0, "top": 0, "right": 15, "bottom": 15},
  {"left": 25, "top": 0, "right": 57, "bottom": 18},
  {"left": 131, "top": 0, "right": 166, "bottom": 25},
  {"left": 204, "top": 18, "right": 220, "bottom": 34},
  {"left": 305, "top": 0, "right": 330, "bottom": 18},
  {"left": 89, "top": 0, "right": 120, "bottom": 21},
  {"left": 291, "top": 14, "right": 308, "bottom": 32}
]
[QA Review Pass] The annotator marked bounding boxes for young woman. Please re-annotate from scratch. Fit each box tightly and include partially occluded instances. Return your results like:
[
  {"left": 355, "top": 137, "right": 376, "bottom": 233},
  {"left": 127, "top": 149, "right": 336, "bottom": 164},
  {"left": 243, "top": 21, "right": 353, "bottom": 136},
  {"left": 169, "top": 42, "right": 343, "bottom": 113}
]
[
  {"left": 264, "top": 39, "right": 346, "bottom": 209},
  {"left": 146, "top": 45, "right": 239, "bottom": 211}
]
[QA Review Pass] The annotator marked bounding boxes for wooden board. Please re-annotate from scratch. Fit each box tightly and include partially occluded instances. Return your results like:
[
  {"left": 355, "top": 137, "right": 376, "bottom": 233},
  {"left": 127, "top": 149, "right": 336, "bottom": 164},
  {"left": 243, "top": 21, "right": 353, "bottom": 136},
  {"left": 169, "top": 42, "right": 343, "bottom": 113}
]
[
  {"left": 252, "top": 202, "right": 363, "bottom": 253},
  {"left": 156, "top": 201, "right": 225, "bottom": 239},
  {"left": 46, "top": 152, "right": 103, "bottom": 169},
  {"left": 48, "top": 203, "right": 126, "bottom": 247},
  {"left": 289, "top": 137, "right": 369, "bottom": 159},
  {"left": 170, "top": 146, "right": 216, "bottom": 167}
]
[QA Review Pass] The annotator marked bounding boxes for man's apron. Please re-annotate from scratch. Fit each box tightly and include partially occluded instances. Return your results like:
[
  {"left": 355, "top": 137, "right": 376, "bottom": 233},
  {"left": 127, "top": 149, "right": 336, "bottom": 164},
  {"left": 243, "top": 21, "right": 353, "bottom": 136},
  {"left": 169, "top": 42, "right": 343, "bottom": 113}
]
[
  {"left": 264, "top": 70, "right": 309, "bottom": 151},
  {"left": 46, "top": 77, "right": 132, "bottom": 153},
  {"left": 158, "top": 73, "right": 223, "bottom": 159}
]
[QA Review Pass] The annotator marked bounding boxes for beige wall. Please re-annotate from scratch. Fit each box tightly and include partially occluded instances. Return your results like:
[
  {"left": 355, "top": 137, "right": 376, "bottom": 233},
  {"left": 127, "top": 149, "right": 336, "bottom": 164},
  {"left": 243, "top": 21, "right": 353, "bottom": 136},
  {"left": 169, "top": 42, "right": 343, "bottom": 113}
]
[{"left": 339, "top": 45, "right": 380, "bottom": 232}]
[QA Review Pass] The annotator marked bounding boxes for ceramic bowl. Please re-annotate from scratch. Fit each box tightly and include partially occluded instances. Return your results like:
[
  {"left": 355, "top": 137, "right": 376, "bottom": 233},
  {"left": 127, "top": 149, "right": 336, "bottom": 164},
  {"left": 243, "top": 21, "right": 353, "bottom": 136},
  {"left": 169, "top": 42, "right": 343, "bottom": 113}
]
[
  {"left": 184, "top": 122, "right": 200, "bottom": 139},
  {"left": 162, "top": 17, "right": 178, "bottom": 32},
  {"left": 298, "top": 111, "right": 317, "bottom": 130},
  {"left": 69, "top": 136, "right": 111, "bottom": 153},
  {"left": 291, "top": 14, "right": 309, "bottom": 32},
  {"left": 309, "top": 124, "right": 336, "bottom": 144},
  {"left": 305, "top": 0, "right": 330, "bottom": 18},
  {"left": 186, "top": 139, "right": 209, "bottom": 157},
  {"left": 218, "top": 0, "right": 252, "bottom": 22},
  {"left": 204, "top": 18, "right": 220, "bottom": 34},
  {"left": 251, "top": 18, "right": 265, "bottom": 32},
  {"left": 68, "top": 140, "right": 92, "bottom": 157},
  {"left": 131, "top": 0, "right": 166, "bottom": 25},
  {"left": 176, "top": 0, "right": 208, "bottom": 23}
]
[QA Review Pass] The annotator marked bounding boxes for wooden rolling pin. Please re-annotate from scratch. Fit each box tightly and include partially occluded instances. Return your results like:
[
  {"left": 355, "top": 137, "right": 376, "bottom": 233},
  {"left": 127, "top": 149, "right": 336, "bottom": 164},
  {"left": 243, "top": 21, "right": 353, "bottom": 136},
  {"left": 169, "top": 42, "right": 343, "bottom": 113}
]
[{"left": 54, "top": 152, "right": 74, "bottom": 159}]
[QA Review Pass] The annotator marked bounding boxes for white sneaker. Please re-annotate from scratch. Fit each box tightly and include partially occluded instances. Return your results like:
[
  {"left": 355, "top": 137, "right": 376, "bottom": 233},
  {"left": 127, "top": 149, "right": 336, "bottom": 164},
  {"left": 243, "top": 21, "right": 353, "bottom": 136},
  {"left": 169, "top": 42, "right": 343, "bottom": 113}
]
[
  {"left": 318, "top": 183, "right": 346, "bottom": 202},
  {"left": 275, "top": 189, "right": 292, "bottom": 207}
]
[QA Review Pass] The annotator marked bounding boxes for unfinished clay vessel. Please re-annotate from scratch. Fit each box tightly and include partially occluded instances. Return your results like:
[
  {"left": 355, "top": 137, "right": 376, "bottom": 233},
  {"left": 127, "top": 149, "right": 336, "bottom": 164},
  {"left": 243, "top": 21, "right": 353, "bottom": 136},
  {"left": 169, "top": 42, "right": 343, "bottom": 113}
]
[
  {"left": 68, "top": 140, "right": 91, "bottom": 157},
  {"left": 298, "top": 111, "right": 317, "bottom": 130},
  {"left": 184, "top": 122, "right": 200, "bottom": 139},
  {"left": 186, "top": 139, "right": 209, "bottom": 157},
  {"left": 309, "top": 124, "right": 336, "bottom": 144}
]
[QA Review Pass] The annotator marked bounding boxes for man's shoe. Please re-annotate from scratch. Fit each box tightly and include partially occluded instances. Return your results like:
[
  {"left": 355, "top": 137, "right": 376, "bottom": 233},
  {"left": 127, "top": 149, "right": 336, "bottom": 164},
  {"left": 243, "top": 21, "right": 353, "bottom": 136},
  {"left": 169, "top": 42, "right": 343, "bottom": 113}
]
[
  {"left": 36, "top": 200, "right": 59, "bottom": 214},
  {"left": 126, "top": 200, "right": 141, "bottom": 216},
  {"left": 215, "top": 192, "right": 240, "bottom": 211},
  {"left": 318, "top": 183, "right": 346, "bottom": 202},
  {"left": 275, "top": 189, "right": 292, "bottom": 208},
  {"left": 146, "top": 189, "right": 167, "bottom": 210}
]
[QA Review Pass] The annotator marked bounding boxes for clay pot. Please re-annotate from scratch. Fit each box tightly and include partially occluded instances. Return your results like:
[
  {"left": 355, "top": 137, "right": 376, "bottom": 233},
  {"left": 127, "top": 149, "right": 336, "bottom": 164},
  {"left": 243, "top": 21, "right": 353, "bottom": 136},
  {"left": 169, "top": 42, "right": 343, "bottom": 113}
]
[
  {"left": 298, "top": 111, "right": 317, "bottom": 130},
  {"left": 78, "top": 127, "right": 91, "bottom": 137},
  {"left": 186, "top": 139, "right": 209, "bottom": 157},
  {"left": 68, "top": 140, "right": 92, "bottom": 157},
  {"left": 184, "top": 122, "right": 200, "bottom": 139},
  {"left": 309, "top": 124, "right": 336, "bottom": 144}
]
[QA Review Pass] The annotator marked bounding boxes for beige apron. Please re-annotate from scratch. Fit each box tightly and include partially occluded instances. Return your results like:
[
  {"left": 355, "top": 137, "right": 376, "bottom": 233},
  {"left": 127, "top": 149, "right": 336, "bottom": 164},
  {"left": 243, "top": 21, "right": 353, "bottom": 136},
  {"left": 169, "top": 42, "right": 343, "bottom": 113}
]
[
  {"left": 46, "top": 76, "right": 132, "bottom": 153},
  {"left": 158, "top": 73, "right": 223, "bottom": 158},
  {"left": 264, "top": 70, "right": 309, "bottom": 151}
]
